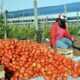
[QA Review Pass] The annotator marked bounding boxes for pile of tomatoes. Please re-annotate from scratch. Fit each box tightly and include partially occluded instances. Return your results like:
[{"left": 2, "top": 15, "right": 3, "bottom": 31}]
[{"left": 0, "top": 39, "right": 80, "bottom": 80}]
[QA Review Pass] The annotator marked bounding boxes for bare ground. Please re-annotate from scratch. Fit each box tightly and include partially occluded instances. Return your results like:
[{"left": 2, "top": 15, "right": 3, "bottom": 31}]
[{"left": 73, "top": 37, "right": 80, "bottom": 56}]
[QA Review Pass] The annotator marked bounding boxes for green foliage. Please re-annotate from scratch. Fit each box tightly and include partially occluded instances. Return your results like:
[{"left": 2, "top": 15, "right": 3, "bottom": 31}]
[
  {"left": 7, "top": 24, "right": 50, "bottom": 40},
  {"left": 26, "top": 26, "right": 36, "bottom": 40},
  {"left": 8, "top": 26, "right": 27, "bottom": 39},
  {"left": 7, "top": 24, "right": 36, "bottom": 40},
  {"left": 68, "top": 25, "right": 80, "bottom": 36},
  {"left": 0, "top": 14, "right": 5, "bottom": 38},
  {"left": 43, "top": 26, "right": 50, "bottom": 38},
  {"left": 0, "top": 18, "right": 80, "bottom": 40},
  {"left": 40, "top": 26, "right": 50, "bottom": 39}
]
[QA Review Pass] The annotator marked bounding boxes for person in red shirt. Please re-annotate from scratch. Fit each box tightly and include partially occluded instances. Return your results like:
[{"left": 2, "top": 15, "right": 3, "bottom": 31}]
[{"left": 50, "top": 14, "right": 74, "bottom": 51}]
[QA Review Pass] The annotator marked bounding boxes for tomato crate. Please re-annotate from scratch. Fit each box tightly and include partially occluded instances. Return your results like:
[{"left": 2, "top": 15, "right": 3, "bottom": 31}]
[
  {"left": 0, "top": 65, "right": 5, "bottom": 80},
  {"left": 57, "top": 48, "right": 74, "bottom": 58}
]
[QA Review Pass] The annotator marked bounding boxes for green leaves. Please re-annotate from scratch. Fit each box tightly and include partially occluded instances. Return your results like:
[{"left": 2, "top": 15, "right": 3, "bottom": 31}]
[
  {"left": 68, "top": 25, "right": 80, "bottom": 36},
  {"left": 7, "top": 25, "right": 36, "bottom": 40},
  {"left": 6, "top": 24, "right": 50, "bottom": 40},
  {"left": 0, "top": 14, "right": 5, "bottom": 38}
]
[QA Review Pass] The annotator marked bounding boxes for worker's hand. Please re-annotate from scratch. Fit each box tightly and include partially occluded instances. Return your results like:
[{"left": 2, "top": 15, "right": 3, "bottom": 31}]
[{"left": 71, "top": 37, "right": 75, "bottom": 42}]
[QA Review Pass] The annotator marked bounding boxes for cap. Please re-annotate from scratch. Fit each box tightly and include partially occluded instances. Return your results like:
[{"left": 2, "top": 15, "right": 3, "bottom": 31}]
[{"left": 58, "top": 13, "right": 66, "bottom": 20}]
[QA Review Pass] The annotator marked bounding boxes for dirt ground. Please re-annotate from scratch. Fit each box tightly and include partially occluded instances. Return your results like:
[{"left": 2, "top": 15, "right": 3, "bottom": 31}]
[{"left": 73, "top": 37, "right": 80, "bottom": 56}]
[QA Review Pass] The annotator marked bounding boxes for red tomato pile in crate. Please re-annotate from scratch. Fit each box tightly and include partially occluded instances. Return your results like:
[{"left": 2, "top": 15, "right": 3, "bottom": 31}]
[{"left": 0, "top": 39, "right": 80, "bottom": 80}]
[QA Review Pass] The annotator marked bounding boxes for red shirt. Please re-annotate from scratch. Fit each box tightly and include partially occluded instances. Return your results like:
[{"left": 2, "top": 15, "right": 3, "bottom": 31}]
[
  {"left": 56, "top": 25, "right": 65, "bottom": 39},
  {"left": 50, "top": 22, "right": 73, "bottom": 47}
]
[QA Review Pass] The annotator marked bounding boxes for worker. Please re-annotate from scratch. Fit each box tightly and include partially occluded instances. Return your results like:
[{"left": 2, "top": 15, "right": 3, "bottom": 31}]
[{"left": 50, "top": 13, "right": 74, "bottom": 51}]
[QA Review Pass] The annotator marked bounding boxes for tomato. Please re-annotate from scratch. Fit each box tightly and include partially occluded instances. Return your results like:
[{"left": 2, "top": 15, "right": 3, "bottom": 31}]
[{"left": 0, "top": 39, "right": 80, "bottom": 79}]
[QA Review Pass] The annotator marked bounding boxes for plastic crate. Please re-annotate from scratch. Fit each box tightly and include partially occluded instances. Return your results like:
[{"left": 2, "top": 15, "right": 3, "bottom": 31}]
[{"left": 57, "top": 48, "right": 74, "bottom": 58}]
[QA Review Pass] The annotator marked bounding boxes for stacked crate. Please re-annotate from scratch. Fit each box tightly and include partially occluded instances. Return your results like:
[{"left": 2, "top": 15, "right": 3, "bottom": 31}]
[{"left": 57, "top": 48, "right": 74, "bottom": 58}]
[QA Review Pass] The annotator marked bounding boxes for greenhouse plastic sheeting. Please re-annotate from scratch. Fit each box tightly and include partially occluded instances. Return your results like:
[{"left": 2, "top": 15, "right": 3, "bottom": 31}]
[
  {"left": 29, "top": 76, "right": 80, "bottom": 80},
  {"left": 72, "top": 56, "right": 80, "bottom": 61},
  {"left": 29, "top": 76, "right": 44, "bottom": 80},
  {"left": 68, "top": 76, "right": 80, "bottom": 80}
]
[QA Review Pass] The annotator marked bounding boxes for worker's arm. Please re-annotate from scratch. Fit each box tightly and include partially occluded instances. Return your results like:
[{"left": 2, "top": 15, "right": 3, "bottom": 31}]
[
  {"left": 64, "top": 27, "right": 74, "bottom": 42},
  {"left": 50, "top": 23, "right": 57, "bottom": 52}
]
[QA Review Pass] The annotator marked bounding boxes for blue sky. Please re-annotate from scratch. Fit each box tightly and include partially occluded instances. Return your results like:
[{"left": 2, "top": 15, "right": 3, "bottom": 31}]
[{"left": 0, "top": 0, "right": 80, "bottom": 11}]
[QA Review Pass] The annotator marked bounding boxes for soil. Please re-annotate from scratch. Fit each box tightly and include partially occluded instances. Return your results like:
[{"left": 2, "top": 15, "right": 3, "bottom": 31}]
[{"left": 73, "top": 37, "right": 80, "bottom": 56}]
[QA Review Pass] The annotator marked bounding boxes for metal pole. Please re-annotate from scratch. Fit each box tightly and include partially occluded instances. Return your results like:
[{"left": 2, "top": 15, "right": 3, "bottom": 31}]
[
  {"left": 34, "top": 0, "right": 42, "bottom": 43},
  {"left": 4, "top": 10, "right": 7, "bottom": 39},
  {"left": 64, "top": 3, "right": 67, "bottom": 21},
  {"left": 34, "top": 0, "right": 38, "bottom": 31},
  {"left": 64, "top": 3, "right": 69, "bottom": 27},
  {"left": 77, "top": 11, "right": 79, "bottom": 26},
  {"left": 0, "top": 0, "right": 3, "bottom": 14}
]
